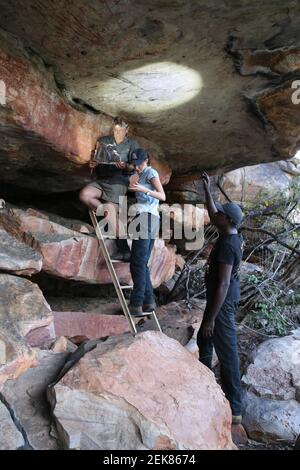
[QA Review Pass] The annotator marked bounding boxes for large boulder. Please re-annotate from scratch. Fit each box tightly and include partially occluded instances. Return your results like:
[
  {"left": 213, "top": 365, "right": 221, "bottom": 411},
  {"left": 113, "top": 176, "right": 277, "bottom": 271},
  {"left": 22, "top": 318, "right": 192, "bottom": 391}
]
[
  {"left": 48, "top": 331, "right": 234, "bottom": 450},
  {"left": 242, "top": 329, "right": 300, "bottom": 443},
  {"left": 0, "top": 274, "right": 54, "bottom": 387}
]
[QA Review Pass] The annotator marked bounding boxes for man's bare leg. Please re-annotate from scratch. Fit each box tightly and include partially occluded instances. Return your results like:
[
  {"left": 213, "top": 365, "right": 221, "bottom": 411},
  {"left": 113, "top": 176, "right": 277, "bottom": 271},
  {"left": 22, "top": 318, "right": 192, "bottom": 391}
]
[{"left": 79, "top": 185, "right": 103, "bottom": 212}]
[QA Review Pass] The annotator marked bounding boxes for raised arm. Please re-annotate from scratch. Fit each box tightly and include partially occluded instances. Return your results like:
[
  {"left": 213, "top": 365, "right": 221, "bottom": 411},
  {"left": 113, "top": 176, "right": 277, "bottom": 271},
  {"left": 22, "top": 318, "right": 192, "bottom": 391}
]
[{"left": 201, "top": 172, "right": 218, "bottom": 222}]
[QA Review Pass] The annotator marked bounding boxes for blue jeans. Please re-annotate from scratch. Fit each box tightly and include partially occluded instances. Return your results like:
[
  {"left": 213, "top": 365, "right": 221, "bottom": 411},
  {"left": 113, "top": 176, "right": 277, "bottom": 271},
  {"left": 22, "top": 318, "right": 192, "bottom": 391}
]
[
  {"left": 197, "top": 298, "right": 242, "bottom": 416},
  {"left": 129, "top": 212, "right": 160, "bottom": 307}
]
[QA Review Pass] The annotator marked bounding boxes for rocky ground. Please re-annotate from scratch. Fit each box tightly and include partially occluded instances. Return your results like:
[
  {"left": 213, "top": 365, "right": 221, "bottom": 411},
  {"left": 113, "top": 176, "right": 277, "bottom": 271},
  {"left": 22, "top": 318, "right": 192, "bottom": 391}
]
[{"left": 0, "top": 192, "right": 299, "bottom": 450}]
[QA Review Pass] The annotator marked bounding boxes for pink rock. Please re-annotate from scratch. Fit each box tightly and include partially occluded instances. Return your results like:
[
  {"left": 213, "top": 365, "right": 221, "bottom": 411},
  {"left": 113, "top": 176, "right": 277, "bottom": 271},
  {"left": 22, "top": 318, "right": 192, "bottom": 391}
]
[
  {"left": 149, "top": 240, "right": 176, "bottom": 288},
  {"left": 53, "top": 310, "right": 133, "bottom": 340},
  {"left": 0, "top": 208, "right": 176, "bottom": 286},
  {"left": 49, "top": 331, "right": 234, "bottom": 450},
  {"left": 0, "top": 351, "right": 37, "bottom": 389},
  {"left": 25, "top": 321, "right": 55, "bottom": 348},
  {"left": 0, "top": 34, "right": 112, "bottom": 193},
  {"left": 0, "top": 208, "right": 131, "bottom": 284},
  {"left": 51, "top": 337, "right": 77, "bottom": 354},
  {"left": 0, "top": 273, "right": 54, "bottom": 387},
  {"left": 40, "top": 235, "right": 131, "bottom": 284}
]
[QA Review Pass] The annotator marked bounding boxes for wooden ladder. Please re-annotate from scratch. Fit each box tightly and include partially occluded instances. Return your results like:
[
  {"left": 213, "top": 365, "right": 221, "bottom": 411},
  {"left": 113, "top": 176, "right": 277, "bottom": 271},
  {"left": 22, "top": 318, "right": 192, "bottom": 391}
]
[{"left": 89, "top": 210, "right": 162, "bottom": 337}]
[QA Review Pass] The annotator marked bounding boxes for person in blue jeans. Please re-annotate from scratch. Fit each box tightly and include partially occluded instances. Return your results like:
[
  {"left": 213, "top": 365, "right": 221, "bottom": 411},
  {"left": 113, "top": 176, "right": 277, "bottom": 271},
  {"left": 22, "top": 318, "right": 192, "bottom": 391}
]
[
  {"left": 128, "top": 149, "right": 166, "bottom": 316},
  {"left": 197, "top": 172, "right": 244, "bottom": 425}
]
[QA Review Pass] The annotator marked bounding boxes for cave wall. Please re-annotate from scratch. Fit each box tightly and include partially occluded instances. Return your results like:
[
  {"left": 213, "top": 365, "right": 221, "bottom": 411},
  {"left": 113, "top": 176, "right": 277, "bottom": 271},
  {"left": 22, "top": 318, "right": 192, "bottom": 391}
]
[{"left": 0, "top": 0, "right": 299, "bottom": 195}]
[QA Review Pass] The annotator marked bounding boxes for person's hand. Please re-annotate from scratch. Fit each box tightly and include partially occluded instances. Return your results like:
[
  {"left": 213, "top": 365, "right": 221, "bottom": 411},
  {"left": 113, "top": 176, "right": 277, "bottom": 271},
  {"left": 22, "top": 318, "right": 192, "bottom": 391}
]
[
  {"left": 89, "top": 149, "right": 98, "bottom": 168},
  {"left": 129, "top": 173, "right": 139, "bottom": 187},
  {"left": 201, "top": 318, "right": 215, "bottom": 338},
  {"left": 89, "top": 159, "right": 98, "bottom": 169},
  {"left": 115, "top": 161, "right": 127, "bottom": 169},
  {"left": 201, "top": 171, "right": 210, "bottom": 191},
  {"left": 128, "top": 183, "right": 148, "bottom": 193}
]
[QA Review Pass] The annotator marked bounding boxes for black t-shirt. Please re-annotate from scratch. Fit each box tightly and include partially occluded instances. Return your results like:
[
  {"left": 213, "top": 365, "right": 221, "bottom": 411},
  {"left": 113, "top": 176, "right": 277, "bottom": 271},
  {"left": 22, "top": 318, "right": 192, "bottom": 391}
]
[
  {"left": 205, "top": 233, "right": 243, "bottom": 303},
  {"left": 95, "top": 136, "right": 138, "bottom": 179}
]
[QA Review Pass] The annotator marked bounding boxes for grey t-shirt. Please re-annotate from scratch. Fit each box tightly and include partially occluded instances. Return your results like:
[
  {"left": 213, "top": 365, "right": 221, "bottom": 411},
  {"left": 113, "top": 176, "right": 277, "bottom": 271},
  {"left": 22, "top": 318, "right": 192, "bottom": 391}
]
[{"left": 95, "top": 136, "right": 138, "bottom": 178}]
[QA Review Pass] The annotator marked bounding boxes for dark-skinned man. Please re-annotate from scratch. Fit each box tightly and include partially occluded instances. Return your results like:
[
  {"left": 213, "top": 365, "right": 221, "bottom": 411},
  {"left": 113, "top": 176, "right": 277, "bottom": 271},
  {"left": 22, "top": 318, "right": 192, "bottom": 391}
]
[{"left": 197, "top": 172, "right": 244, "bottom": 425}]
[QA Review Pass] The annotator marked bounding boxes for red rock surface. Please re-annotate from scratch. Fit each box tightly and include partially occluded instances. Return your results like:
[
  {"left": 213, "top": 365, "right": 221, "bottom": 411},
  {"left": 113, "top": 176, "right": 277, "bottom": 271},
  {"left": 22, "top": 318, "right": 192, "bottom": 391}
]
[
  {"left": 149, "top": 239, "right": 176, "bottom": 288},
  {"left": 53, "top": 310, "right": 133, "bottom": 341},
  {"left": 1, "top": 1, "right": 297, "bottom": 184},
  {"left": 0, "top": 207, "right": 176, "bottom": 286},
  {"left": 49, "top": 331, "right": 234, "bottom": 450}
]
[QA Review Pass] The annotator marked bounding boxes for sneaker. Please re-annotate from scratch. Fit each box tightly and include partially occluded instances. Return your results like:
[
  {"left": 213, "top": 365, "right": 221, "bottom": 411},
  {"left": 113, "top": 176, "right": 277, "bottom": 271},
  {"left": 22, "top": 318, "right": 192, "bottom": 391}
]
[
  {"left": 232, "top": 415, "right": 242, "bottom": 425},
  {"left": 143, "top": 303, "right": 156, "bottom": 312},
  {"left": 129, "top": 305, "right": 144, "bottom": 317}
]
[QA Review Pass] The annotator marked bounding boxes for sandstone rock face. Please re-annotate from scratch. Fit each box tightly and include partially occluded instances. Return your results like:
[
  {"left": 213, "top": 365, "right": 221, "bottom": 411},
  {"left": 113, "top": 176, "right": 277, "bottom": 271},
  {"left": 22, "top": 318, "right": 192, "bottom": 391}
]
[
  {"left": 53, "top": 310, "right": 132, "bottom": 342},
  {"left": 1, "top": 350, "right": 68, "bottom": 449},
  {"left": 49, "top": 331, "right": 234, "bottom": 450},
  {"left": 219, "top": 161, "right": 299, "bottom": 205},
  {"left": 242, "top": 329, "right": 300, "bottom": 443},
  {"left": 0, "top": 207, "right": 176, "bottom": 287},
  {"left": 0, "top": 401, "right": 25, "bottom": 450},
  {"left": 0, "top": 1, "right": 299, "bottom": 191},
  {"left": 51, "top": 337, "right": 78, "bottom": 354},
  {"left": 0, "top": 225, "right": 42, "bottom": 275},
  {"left": 0, "top": 274, "right": 54, "bottom": 386},
  {"left": 0, "top": 29, "right": 111, "bottom": 193},
  {"left": 149, "top": 239, "right": 176, "bottom": 288},
  {"left": 0, "top": 207, "right": 131, "bottom": 284}
]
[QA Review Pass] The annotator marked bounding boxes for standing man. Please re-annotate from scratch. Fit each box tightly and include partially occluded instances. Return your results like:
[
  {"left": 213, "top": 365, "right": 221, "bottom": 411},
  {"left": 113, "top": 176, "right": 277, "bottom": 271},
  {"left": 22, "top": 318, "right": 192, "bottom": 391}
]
[
  {"left": 79, "top": 116, "right": 138, "bottom": 261},
  {"left": 197, "top": 172, "right": 244, "bottom": 425}
]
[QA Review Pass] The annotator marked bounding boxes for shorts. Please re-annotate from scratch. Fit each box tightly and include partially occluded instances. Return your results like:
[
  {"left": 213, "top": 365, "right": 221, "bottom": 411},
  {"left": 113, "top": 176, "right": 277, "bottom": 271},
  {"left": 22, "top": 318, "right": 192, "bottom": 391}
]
[{"left": 87, "top": 175, "right": 129, "bottom": 205}]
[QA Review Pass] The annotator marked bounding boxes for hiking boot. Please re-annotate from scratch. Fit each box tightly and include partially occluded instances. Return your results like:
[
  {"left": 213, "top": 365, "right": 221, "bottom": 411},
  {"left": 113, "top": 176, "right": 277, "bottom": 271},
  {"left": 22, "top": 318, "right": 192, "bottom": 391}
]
[
  {"left": 143, "top": 303, "right": 156, "bottom": 312},
  {"left": 129, "top": 305, "right": 144, "bottom": 317},
  {"left": 232, "top": 415, "right": 242, "bottom": 425}
]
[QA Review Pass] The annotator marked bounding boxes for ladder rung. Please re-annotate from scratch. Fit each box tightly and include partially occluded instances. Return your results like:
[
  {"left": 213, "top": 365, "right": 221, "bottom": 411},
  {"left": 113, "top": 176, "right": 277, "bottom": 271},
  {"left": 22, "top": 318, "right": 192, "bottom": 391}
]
[{"left": 120, "top": 285, "right": 133, "bottom": 289}]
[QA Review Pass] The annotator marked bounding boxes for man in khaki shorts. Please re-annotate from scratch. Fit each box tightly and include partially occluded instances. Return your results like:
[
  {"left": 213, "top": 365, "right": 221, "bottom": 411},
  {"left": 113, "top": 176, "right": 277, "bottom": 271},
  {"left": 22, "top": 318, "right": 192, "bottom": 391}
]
[{"left": 79, "top": 116, "right": 138, "bottom": 261}]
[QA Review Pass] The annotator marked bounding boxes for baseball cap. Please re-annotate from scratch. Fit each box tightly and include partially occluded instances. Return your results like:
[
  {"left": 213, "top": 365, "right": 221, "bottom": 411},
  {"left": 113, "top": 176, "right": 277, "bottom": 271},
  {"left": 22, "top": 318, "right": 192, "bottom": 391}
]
[
  {"left": 131, "top": 148, "right": 149, "bottom": 165},
  {"left": 215, "top": 202, "right": 244, "bottom": 227}
]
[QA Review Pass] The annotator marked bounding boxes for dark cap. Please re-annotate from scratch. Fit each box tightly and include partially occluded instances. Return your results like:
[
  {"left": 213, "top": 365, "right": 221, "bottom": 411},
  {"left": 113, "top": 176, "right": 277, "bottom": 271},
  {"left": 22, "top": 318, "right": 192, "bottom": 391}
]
[
  {"left": 131, "top": 148, "right": 149, "bottom": 165},
  {"left": 215, "top": 202, "right": 244, "bottom": 227}
]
